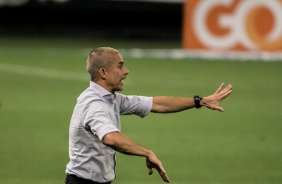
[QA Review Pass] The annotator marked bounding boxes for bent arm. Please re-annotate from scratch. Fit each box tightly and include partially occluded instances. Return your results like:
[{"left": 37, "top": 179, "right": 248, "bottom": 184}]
[
  {"left": 103, "top": 131, "right": 152, "bottom": 157},
  {"left": 103, "top": 132, "right": 170, "bottom": 183}
]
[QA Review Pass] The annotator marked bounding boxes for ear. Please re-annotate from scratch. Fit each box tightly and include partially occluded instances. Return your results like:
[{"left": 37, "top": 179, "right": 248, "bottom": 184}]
[{"left": 99, "top": 68, "right": 107, "bottom": 80}]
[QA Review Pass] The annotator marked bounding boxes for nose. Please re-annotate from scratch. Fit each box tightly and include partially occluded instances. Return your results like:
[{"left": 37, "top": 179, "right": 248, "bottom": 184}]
[{"left": 124, "top": 67, "right": 129, "bottom": 75}]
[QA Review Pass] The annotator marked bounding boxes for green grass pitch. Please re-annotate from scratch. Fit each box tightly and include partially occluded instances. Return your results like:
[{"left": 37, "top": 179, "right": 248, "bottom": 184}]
[{"left": 0, "top": 37, "right": 282, "bottom": 184}]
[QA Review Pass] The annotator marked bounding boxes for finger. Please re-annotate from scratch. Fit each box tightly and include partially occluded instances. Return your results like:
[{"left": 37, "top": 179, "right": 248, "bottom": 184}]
[
  {"left": 157, "top": 165, "right": 170, "bottom": 183},
  {"left": 219, "top": 88, "right": 233, "bottom": 100},
  {"left": 220, "top": 84, "right": 233, "bottom": 94},
  {"left": 157, "top": 169, "right": 170, "bottom": 183},
  {"left": 215, "top": 83, "right": 225, "bottom": 94},
  {"left": 217, "top": 84, "right": 232, "bottom": 98},
  {"left": 160, "top": 172, "right": 170, "bottom": 183},
  {"left": 157, "top": 163, "right": 167, "bottom": 175}
]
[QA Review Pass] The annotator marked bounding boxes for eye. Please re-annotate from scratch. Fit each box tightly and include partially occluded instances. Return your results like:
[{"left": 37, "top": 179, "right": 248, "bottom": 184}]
[{"left": 118, "top": 62, "right": 124, "bottom": 69}]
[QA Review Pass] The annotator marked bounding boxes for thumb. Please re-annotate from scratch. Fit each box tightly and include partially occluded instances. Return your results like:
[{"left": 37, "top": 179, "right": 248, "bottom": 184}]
[
  {"left": 215, "top": 106, "right": 224, "bottom": 112},
  {"left": 205, "top": 103, "right": 224, "bottom": 112},
  {"left": 146, "top": 157, "right": 154, "bottom": 175},
  {"left": 148, "top": 167, "right": 153, "bottom": 175}
]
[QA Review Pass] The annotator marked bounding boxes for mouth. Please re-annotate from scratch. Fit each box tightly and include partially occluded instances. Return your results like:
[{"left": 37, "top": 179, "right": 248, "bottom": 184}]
[{"left": 121, "top": 78, "right": 126, "bottom": 84}]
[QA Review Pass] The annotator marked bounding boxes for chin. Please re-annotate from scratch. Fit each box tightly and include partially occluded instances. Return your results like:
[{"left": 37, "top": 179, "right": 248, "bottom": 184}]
[{"left": 115, "top": 87, "right": 123, "bottom": 92}]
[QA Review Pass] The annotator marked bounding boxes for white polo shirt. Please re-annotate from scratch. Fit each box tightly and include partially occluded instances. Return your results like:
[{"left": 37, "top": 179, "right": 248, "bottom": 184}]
[{"left": 66, "top": 81, "right": 153, "bottom": 183}]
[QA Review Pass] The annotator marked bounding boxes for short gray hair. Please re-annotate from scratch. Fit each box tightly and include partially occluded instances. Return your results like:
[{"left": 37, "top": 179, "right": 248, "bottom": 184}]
[{"left": 86, "top": 47, "right": 119, "bottom": 81}]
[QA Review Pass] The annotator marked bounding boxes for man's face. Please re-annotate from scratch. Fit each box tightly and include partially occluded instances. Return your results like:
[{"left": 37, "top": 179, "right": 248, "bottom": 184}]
[{"left": 105, "top": 53, "right": 129, "bottom": 93}]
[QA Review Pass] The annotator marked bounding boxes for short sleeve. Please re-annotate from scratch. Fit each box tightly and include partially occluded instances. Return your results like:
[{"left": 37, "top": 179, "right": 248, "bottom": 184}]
[
  {"left": 116, "top": 94, "right": 153, "bottom": 118},
  {"left": 84, "top": 101, "right": 120, "bottom": 141}
]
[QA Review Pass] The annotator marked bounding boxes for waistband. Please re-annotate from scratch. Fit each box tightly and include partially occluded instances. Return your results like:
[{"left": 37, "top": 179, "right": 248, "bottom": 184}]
[{"left": 65, "top": 174, "right": 112, "bottom": 184}]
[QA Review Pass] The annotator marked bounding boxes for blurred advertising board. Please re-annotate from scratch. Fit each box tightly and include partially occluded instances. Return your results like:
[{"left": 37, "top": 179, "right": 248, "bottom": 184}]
[
  {"left": 0, "top": 0, "right": 183, "bottom": 7},
  {"left": 182, "top": 0, "right": 282, "bottom": 51}
]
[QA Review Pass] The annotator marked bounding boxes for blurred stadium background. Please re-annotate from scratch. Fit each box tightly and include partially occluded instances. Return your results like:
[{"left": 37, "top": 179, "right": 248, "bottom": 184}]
[
  {"left": 0, "top": 0, "right": 183, "bottom": 42},
  {"left": 0, "top": 0, "right": 282, "bottom": 184}
]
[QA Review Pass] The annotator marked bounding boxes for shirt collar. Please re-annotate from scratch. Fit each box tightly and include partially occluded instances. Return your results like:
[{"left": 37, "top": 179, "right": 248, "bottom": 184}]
[{"left": 90, "top": 81, "right": 115, "bottom": 99}]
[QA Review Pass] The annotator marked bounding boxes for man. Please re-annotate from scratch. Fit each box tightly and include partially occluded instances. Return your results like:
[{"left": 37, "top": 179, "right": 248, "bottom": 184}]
[{"left": 65, "top": 47, "right": 233, "bottom": 184}]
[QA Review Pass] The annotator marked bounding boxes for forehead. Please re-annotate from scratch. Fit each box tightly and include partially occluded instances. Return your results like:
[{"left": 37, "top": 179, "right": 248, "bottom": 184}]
[{"left": 113, "top": 53, "right": 124, "bottom": 64}]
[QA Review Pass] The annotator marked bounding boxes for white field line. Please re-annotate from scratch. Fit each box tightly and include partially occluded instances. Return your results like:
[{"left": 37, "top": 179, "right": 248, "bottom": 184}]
[{"left": 0, "top": 62, "right": 88, "bottom": 81}]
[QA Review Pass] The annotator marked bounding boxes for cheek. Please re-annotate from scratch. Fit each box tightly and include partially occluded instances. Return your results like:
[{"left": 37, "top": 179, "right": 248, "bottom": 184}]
[
  {"left": 110, "top": 72, "right": 121, "bottom": 82},
  {"left": 114, "top": 73, "right": 120, "bottom": 80},
  {"left": 114, "top": 70, "right": 122, "bottom": 77}
]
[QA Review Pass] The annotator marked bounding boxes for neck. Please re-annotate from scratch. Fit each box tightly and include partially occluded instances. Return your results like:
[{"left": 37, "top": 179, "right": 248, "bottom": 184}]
[{"left": 93, "top": 80, "right": 114, "bottom": 94}]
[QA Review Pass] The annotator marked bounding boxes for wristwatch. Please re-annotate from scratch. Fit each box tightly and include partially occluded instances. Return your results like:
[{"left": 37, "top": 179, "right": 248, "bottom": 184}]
[{"left": 193, "top": 95, "right": 202, "bottom": 108}]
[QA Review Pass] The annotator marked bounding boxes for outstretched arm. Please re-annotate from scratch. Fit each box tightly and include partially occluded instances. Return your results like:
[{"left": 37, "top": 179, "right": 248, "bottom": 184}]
[
  {"left": 151, "top": 83, "right": 232, "bottom": 113},
  {"left": 103, "top": 132, "right": 170, "bottom": 183}
]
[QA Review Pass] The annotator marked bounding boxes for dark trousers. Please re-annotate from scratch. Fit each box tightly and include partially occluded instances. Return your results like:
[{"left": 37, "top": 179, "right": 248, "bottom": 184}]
[{"left": 65, "top": 174, "right": 112, "bottom": 184}]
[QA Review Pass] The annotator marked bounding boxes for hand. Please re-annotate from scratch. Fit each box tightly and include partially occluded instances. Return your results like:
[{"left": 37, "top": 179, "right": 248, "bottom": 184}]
[
  {"left": 146, "top": 154, "right": 170, "bottom": 183},
  {"left": 202, "top": 83, "right": 233, "bottom": 112}
]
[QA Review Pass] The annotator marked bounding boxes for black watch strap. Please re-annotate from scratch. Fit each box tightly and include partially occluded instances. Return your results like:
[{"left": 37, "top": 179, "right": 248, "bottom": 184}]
[{"left": 193, "top": 95, "right": 202, "bottom": 108}]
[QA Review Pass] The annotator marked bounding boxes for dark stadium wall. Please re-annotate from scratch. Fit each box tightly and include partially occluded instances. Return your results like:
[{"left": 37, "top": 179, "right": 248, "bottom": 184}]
[{"left": 0, "top": 0, "right": 183, "bottom": 41}]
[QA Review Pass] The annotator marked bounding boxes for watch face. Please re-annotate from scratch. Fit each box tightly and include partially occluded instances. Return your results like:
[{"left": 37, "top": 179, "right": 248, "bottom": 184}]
[{"left": 194, "top": 95, "right": 202, "bottom": 108}]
